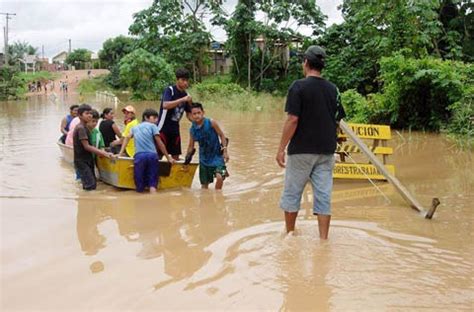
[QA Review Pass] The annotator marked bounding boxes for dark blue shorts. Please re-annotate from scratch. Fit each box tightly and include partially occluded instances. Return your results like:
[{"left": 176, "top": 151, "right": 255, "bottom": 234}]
[{"left": 134, "top": 152, "right": 159, "bottom": 192}]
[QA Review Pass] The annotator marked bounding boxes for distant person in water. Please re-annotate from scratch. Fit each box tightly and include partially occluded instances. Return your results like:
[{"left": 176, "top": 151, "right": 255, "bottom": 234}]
[
  {"left": 119, "top": 108, "right": 174, "bottom": 193},
  {"left": 156, "top": 68, "right": 193, "bottom": 160},
  {"left": 186, "top": 103, "right": 229, "bottom": 190},
  {"left": 73, "top": 104, "right": 114, "bottom": 191},
  {"left": 60, "top": 104, "right": 79, "bottom": 143},
  {"left": 99, "top": 107, "right": 122, "bottom": 151}
]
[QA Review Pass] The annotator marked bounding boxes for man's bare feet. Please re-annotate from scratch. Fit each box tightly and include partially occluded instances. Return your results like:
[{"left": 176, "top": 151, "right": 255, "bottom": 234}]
[{"left": 150, "top": 187, "right": 157, "bottom": 193}]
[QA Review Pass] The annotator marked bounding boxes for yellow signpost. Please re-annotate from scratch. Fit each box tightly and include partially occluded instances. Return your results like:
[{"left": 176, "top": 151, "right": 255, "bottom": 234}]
[
  {"left": 333, "top": 163, "right": 395, "bottom": 180},
  {"left": 335, "top": 122, "right": 394, "bottom": 180}
]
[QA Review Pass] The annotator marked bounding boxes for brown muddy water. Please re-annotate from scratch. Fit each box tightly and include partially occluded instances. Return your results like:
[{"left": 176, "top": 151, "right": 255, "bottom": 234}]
[{"left": 1, "top": 94, "right": 473, "bottom": 311}]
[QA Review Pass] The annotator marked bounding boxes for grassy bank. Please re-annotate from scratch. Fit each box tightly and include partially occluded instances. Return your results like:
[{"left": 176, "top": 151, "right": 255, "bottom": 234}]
[
  {"left": 16, "top": 71, "right": 58, "bottom": 83},
  {"left": 190, "top": 76, "right": 285, "bottom": 112},
  {"left": 0, "top": 69, "right": 59, "bottom": 99},
  {"left": 77, "top": 75, "right": 113, "bottom": 95}
]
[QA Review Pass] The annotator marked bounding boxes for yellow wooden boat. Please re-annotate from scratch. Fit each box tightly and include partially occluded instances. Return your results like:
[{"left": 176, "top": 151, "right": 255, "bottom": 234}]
[{"left": 57, "top": 142, "right": 198, "bottom": 190}]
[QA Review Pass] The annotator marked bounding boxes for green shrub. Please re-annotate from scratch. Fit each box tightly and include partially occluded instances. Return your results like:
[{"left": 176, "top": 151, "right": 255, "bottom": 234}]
[
  {"left": 77, "top": 75, "right": 112, "bottom": 94},
  {"left": 341, "top": 89, "right": 371, "bottom": 123},
  {"left": 446, "top": 85, "right": 473, "bottom": 149},
  {"left": 193, "top": 82, "right": 245, "bottom": 97},
  {"left": 119, "top": 48, "right": 174, "bottom": 100},
  {"left": 379, "top": 54, "right": 472, "bottom": 131}
]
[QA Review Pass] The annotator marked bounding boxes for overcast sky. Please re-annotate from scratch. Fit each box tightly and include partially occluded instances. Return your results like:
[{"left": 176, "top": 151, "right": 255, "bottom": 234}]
[{"left": 2, "top": 0, "right": 343, "bottom": 59}]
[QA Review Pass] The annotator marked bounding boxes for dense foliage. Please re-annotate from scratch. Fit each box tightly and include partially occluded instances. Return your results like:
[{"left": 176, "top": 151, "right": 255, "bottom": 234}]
[
  {"left": 216, "top": 0, "right": 324, "bottom": 91},
  {"left": 129, "top": 0, "right": 223, "bottom": 81},
  {"left": 65, "top": 49, "right": 92, "bottom": 70},
  {"left": 118, "top": 48, "right": 175, "bottom": 100},
  {"left": 7, "top": 41, "right": 38, "bottom": 67},
  {"left": 98, "top": 36, "right": 135, "bottom": 88},
  {"left": 90, "top": 0, "right": 473, "bottom": 145}
]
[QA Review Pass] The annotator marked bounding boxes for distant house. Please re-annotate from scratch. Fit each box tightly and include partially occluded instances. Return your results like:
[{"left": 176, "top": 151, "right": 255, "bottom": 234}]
[
  {"left": 90, "top": 52, "right": 101, "bottom": 69},
  {"left": 255, "top": 35, "right": 304, "bottom": 70},
  {"left": 20, "top": 55, "right": 40, "bottom": 72},
  {"left": 52, "top": 51, "right": 68, "bottom": 65},
  {"left": 205, "top": 42, "right": 232, "bottom": 75}
]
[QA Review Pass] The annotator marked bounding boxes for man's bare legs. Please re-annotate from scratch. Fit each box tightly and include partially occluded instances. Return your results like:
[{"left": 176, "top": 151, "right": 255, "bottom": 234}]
[
  {"left": 317, "top": 214, "right": 331, "bottom": 240},
  {"left": 285, "top": 212, "right": 331, "bottom": 239},
  {"left": 284, "top": 211, "right": 298, "bottom": 233}
]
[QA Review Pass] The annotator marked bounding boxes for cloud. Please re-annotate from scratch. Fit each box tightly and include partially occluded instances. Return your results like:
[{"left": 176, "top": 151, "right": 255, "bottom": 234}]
[
  {"left": 2, "top": 0, "right": 342, "bottom": 59},
  {"left": 2, "top": 0, "right": 152, "bottom": 58}
]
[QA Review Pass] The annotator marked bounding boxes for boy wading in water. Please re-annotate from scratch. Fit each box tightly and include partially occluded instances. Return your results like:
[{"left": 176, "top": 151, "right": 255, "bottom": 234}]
[
  {"left": 119, "top": 109, "right": 174, "bottom": 193},
  {"left": 73, "top": 104, "right": 114, "bottom": 190},
  {"left": 276, "top": 45, "right": 346, "bottom": 239},
  {"left": 186, "top": 103, "right": 229, "bottom": 190}
]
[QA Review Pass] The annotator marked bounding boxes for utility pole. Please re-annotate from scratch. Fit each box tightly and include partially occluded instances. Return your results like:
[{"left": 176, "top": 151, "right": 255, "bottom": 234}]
[
  {"left": 1, "top": 12, "right": 16, "bottom": 66},
  {"left": 42, "top": 45, "right": 44, "bottom": 59},
  {"left": 68, "top": 39, "right": 71, "bottom": 53}
]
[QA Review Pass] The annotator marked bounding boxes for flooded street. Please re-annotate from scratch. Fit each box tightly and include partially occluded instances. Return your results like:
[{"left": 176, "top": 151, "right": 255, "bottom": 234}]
[{"left": 1, "top": 94, "right": 473, "bottom": 311}]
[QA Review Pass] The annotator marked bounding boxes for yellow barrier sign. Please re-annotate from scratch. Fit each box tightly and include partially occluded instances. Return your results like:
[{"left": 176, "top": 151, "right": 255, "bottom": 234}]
[
  {"left": 333, "top": 163, "right": 395, "bottom": 180},
  {"left": 339, "top": 123, "right": 392, "bottom": 140},
  {"left": 336, "top": 144, "right": 393, "bottom": 155}
]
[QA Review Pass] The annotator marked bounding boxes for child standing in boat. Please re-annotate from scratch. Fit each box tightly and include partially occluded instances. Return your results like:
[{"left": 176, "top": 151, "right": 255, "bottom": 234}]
[
  {"left": 186, "top": 103, "right": 229, "bottom": 190},
  {"left": 119, "top": 108, "right": 174, "bottom": 193},
  {"left": 73, "top": 104, "right": 114, "bottom": 190}
]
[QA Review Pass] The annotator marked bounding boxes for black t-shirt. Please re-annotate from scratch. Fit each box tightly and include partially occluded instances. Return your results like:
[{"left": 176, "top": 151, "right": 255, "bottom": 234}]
[
  {"left": 157, "top": 85, "right": 190, "bottom": 135},
  {"left": 99, "top": 119, "right": 116, "bottom": 147},
  {"left": 285, "top": 76, "right": 346, "bottom": 155},
  {"left": 73, "top": 123, "right": 93, "bottom": 162}
]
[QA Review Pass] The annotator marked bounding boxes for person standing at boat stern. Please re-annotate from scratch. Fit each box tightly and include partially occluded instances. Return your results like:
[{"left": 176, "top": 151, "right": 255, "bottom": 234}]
[
  {"left": 276, "top": 45, "right": 346, "bottom": 239},
  {"left": 157, "top": 68, "right": 193, "bottom": 160}
]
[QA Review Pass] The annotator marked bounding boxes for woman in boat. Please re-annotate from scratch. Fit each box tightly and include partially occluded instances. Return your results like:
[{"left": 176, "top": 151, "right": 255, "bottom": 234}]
[
  {"left": 59, "top": 104, "right": 79, "bottom": 143},
  {"left": 99, "top": 108, "right": 122, "bottom": 150}
]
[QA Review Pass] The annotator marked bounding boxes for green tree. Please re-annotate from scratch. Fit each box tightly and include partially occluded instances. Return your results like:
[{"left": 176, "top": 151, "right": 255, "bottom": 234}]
[
  {"left": 129, "top": 0, "right": 223, "bottom": 81},
  {"left": 66, "top": 49, "right": 92, "bottom": 70},
  {"left": 119, "top": 48, "right": 175, "bottom": 100},
  {"left": 320, "top": 0, "right": 471, "bottom": 94},
  {"left": 98, "top": 35, "right": 135, "bottom": 69},
  {"left": 99, "top": 36, "right": 135, "bottom": 88},
  {"left": 217, "top": 0, "right": 325, "bottom": 90},
  {"left": 7, "top": 41, "right": 38, "bottom": 66}
]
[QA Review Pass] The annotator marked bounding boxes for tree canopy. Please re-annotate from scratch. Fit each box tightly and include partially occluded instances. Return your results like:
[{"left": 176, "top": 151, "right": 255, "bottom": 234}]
[{"left": 65, "top": 49, "right": 92, "bottom": 69}]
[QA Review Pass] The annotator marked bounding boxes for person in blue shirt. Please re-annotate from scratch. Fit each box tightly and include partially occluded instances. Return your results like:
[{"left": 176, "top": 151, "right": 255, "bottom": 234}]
[
  {"left": 157, "top": 68, "right": 193, "bottom": 160},
  {"left": 186, "top": 103, "right": 229, "bottom": 190},
  {"left": 119, "top": 108, "right": 174, "bottom": 193},
  {"left": 59, "top": 104, "right": 79, "bottom": 143}
]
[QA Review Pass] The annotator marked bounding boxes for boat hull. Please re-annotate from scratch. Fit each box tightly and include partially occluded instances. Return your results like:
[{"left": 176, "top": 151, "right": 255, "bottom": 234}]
[
  {"left": 57, "top": 142, "right": 74, "bottom": 165},
  {"left": 96, "top": 156, "right": 198, "bottom": 190},
  {"left": 58, "top": 142, "right": 197, "bottom": 190}
]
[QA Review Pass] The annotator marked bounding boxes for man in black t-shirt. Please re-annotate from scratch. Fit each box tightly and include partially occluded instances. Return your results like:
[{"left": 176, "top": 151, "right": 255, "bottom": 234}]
[
  {"left": 276, "top": 45, "right": 346, "bottom": 239},
  {"left": 157, "top": 68, "right": 193, "bottom": 160}
]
